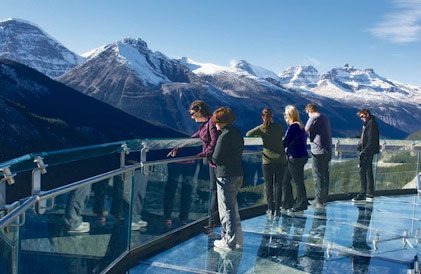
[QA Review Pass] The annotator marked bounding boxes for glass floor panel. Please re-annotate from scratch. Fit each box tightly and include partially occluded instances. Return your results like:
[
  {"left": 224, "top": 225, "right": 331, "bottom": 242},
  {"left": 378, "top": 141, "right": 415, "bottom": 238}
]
[{"left": 130, "top": 195, "right": 421, "bottom": 273}]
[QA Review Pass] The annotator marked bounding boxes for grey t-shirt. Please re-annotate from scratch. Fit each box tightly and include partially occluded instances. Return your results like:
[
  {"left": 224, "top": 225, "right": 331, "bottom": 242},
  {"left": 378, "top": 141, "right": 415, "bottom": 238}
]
[{"left": 305, "top": 113, "right": 332, "bottom": 154}]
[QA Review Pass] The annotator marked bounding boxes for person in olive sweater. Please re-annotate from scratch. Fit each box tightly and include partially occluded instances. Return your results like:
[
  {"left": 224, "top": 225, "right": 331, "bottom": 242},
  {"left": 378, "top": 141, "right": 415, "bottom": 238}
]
[
  {"left": 211, "top": 107, "right": 244, "bottom": 251},
  {"left": 246, "top": 108, "right": 287, "bottom": 216}
]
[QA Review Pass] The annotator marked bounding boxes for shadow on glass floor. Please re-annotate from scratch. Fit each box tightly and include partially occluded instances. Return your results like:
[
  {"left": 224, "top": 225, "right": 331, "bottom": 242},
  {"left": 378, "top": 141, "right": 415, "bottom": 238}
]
[{"left": 130, "top": 195, "right": 421, "bottom": 273}]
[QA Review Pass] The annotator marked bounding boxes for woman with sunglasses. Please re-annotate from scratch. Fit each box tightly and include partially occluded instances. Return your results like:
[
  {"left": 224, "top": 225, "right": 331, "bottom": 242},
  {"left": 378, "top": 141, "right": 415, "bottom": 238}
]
[
  {"left": 167, "top": 100, "right": 221, "bottom": 233},
  {"left": 282, "top": 105, "right": 309, "bottom": 213}
]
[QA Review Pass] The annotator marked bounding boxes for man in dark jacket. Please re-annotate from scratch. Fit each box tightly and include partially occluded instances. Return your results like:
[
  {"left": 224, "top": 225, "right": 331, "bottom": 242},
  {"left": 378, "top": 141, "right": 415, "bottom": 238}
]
[
  {"left": 211, "top": 107, "right": 244, "bottom": 251},
  {"left": 352, "top": 109, "right": 380, "bottom": 203}
]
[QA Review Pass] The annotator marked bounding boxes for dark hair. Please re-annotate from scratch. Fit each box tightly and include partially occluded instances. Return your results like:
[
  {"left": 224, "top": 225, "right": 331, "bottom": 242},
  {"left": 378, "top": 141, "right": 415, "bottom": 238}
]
[
  {"left": 212, "top": 107, "right": 236, "bottom": 124},
  {"left": 189, "top": 100, "right": 210, "bottom": 117},
  {"left": 357, "top": 109, "right": 370, "bottom": 116},
  {"left": 261, "top": 108, "right": 273, "bottom": 130},
  {"left": 305, "top": 103, "right": 318, "bottom": 113}
]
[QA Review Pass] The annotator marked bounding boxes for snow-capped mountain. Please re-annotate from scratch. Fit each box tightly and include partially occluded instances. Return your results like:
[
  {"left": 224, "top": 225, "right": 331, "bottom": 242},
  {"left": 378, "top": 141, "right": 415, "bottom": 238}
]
[
  {"left": 58, "top": 38, "right": 236, "bottom": 133},
  {"left": 310, "top": 64, "right": 421, "bottom": 133},
  {"left": 0, "top": 18, "right": 83, "bottom": 78},
  {"left": 60, "top": 42, "right": 406, "bottom": 138},
  {"left": 278, "top": 65, "right": 320, "bottom": 88},
  {"left": 178, "top": 57, "right": 288, "bottom": 98}
]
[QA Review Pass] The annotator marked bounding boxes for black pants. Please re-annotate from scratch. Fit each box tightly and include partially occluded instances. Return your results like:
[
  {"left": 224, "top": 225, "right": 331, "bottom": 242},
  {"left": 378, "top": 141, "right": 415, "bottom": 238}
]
[
  {"left": 209, "top": 166, "right": 220, "bottom": 225},
  {"left": 311, "top": 152, "right": 331, "bottom": 204},
  {"left": 282, "top": 157, "right": 308, "bottom": 209},
  {"left": 262, "top": 163, "right": 286, "bottom": 212},
  {"left": 93, "top": 175, "right": 124, "bottom": 217},
  {"left": 164, "top": 163, "right": 195, "bottom": 221},
  {"left": 359, "top": 152, "right": 375, "bottom": 196}
]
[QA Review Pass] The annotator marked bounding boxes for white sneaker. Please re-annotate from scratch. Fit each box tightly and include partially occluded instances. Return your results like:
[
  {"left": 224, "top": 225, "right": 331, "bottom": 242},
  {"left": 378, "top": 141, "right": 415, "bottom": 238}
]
[
  {"left": 136, "top": 219, "right": 148, "bottom": 227},
  {"left": 213, "top": 239, "right": 232, "bottom": 251},
  {"left": 131, "top": 219, "right": 148, "bottom": 230},
  {"left": 68, "top": 222, "right": 90, "bottom": 233}
]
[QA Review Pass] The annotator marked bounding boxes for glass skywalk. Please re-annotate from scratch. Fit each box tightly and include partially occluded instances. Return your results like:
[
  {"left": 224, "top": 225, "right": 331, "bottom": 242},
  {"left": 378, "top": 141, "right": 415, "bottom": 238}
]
[
  {"left": 132, "top": 195, "right": 420, "bottom": 273},
  {"left": 0, "top": 137, "right": 420, "bottom": 273}
]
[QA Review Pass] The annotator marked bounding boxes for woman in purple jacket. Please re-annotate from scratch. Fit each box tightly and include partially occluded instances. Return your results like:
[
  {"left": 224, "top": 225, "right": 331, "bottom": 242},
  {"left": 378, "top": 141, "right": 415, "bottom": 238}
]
[
  {"left": 282, "top": 105, "right": 309, "bottom": 213},
  {"left": 168, "top": 100, "right": 221, "bottom": 233}
]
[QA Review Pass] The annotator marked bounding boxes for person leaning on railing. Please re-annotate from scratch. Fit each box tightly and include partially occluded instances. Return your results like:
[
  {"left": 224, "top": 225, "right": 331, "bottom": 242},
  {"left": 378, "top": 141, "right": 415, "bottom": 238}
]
[
  {"left": 246, "top": 108, "right": 287, "bottom": 217},
  {"left": 167, "top": 100, "right": 221, "bottom": 233}
]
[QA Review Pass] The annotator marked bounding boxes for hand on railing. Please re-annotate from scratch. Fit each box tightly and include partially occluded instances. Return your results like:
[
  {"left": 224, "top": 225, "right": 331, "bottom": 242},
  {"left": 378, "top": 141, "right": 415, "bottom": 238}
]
[{"left": 167, "top": 148, "right": 179, "bottom": 157}]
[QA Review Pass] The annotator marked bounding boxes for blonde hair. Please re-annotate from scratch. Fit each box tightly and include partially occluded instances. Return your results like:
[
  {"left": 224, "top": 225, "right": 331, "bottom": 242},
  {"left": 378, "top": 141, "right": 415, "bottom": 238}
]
[{"left": 284, "top": 105, "right": 304, "bottom": 128}]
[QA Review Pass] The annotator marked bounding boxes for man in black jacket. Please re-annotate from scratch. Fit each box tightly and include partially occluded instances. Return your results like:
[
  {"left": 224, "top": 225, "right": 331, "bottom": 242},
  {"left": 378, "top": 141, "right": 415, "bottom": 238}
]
[{"left": 352, "top": 109, "right": 380, "bottom": 203}]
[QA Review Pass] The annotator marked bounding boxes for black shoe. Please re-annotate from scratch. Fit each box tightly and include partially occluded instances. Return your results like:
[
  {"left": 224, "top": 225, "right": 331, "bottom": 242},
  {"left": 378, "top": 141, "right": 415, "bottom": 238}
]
[{"left": 352, "top": 194, "right": 366, "bottom": 202}]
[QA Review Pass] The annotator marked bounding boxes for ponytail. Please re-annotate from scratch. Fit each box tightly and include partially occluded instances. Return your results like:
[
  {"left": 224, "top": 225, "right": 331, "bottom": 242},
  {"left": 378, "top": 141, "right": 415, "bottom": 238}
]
[{"left": 261, "top": 108, "right": 273, "bottom": 130}]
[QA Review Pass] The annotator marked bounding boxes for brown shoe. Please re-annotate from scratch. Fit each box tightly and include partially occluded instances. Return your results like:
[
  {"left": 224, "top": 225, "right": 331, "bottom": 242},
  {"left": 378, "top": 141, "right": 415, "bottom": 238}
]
[{"left": 203, "top": 224, "right": 217, "bottom": 234}]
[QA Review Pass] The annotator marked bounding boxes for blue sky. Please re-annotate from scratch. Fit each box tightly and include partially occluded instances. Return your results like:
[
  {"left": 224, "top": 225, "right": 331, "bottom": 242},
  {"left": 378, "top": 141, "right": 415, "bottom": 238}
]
[{"left": 1, "top": 0, "right": 421, "bottom": 85}]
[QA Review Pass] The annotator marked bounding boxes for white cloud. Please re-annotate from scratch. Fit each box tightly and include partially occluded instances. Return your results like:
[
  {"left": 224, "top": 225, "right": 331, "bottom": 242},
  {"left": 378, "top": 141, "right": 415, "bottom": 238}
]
[
  {"left": 306, "top": 57, "right": 321, "bottom": 66},
  {"left": 369, "top": 0, "right": 421, "bottom": 43}
]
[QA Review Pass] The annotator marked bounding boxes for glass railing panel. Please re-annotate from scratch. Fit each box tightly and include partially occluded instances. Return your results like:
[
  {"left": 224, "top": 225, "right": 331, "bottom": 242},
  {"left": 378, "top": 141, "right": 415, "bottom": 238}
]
[
  {"left": 130, "top": 159, "right": 211, "bottom": 248},
  {"left": 240, "top": 153, "right": 265, "bottom": 209},
  {"left": 327, "top": 151, "right": 362, "bottom": 195},
  {"left": 16, "top": 173, "right": 132, "bottom": 274},
  {"left": 0, "top": 217, "right": 20, "bottom": 274},
  {"left": 375, "top": 151, "right": 418, "bottom": 191}
]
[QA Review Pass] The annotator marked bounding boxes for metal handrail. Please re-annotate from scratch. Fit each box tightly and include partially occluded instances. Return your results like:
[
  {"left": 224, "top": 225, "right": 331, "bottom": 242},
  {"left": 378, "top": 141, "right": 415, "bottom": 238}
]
[{"left": 0, "top": 197, "right": 36, "bottom": 230}]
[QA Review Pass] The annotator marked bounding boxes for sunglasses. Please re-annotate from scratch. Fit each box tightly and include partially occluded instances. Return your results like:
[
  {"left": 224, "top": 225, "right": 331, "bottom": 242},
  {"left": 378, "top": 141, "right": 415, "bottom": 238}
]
[{"left": 190, "top": 111, "right": 197, "bottom": 116}]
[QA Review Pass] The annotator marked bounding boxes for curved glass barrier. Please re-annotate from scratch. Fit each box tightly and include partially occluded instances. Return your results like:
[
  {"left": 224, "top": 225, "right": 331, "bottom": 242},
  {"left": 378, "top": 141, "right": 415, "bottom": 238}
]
[{"left": 0, "top": 137, "right": 420, "bottom": 273}]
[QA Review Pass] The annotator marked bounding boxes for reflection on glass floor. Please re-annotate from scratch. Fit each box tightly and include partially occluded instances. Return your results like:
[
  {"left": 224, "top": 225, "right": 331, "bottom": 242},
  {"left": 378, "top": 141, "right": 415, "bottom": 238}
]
[{"left": 130, "top": 195, "right": 421, "bottom": 273}]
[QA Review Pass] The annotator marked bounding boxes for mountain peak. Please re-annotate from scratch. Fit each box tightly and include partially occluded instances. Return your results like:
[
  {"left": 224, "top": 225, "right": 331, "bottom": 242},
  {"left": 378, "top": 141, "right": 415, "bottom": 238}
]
[
  {"left": 119, "top": 37, "right": 149, "bottom": 49},
  {"left": 278, "top": 65, "right": 319, "bottom": 88},
  {"left": 232, "top": 60, "right": 256, "bottom": 76},
  {"left": 0, "top": 17, "right": 83, "bottom": 78}
]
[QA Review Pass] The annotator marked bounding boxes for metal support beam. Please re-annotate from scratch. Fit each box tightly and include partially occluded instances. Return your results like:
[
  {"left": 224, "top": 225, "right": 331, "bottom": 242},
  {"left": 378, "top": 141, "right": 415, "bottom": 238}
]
[
  {"left": 32, "top": 157, "right": 48, "bottom": 215},
  {"left": 334, "top": 140, "right": 340, "bottom": 157}
]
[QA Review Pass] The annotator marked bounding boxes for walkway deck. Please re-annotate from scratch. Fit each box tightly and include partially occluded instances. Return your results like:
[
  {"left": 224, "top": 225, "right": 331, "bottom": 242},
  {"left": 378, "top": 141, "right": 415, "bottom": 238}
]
[{"left": 130, "top": 195, "right": 421, "bottom": 273}]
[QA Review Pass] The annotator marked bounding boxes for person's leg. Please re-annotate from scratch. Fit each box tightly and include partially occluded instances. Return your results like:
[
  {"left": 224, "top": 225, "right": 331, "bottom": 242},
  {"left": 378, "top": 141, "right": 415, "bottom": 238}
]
[
  {"left": 262, "top": 164, "right": 274, "bottom": 212},
  {"left": 281, "top": 163, "right": 294, "bottom": 209},
  {"left": 365, "top": 153, "right": 375, "bottom": 196},
  {"left": 216, "top": 176, "right": 243, "bottom": 248},
  {"left": 311, "top": 153, "right": 323, "bottom": 204},
  {"left": 289, "top": 157, "right": 308, "bottom": 210},
  {"left": 110, "top": 175, "right": 124, "bottom": 218},
  {"left": 64, "top": 185, "right": 91, "bottom": 230},
  {"left": 359, "top": 154, "right": 369, "bottom": 196},
  {"left": 179, "top": 164, "right": 195, "bottom": 223},
  {"left": 320, "top": 153, "right": 331, "bottom": 203},
  {"left": 208, "top": 166, "right": 219, "bottom": 225},
  {"left": 131, "top": 169, "right": 148, "bottom": 223},
  {"left": 164, "top": 164, "right": 180, "bottom": 220},
  {"left": 274, "top": 163, "right": 286, "bottom": 214},
  {"left": 92, "top": 179, "right": 107, "bottom": 217}
]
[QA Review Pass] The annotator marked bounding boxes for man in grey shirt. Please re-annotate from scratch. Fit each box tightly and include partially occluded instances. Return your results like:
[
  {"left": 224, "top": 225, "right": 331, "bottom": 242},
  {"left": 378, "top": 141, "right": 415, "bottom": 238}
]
[{"left": 305, "top": 104, "right": 332, "bottom": 207}]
